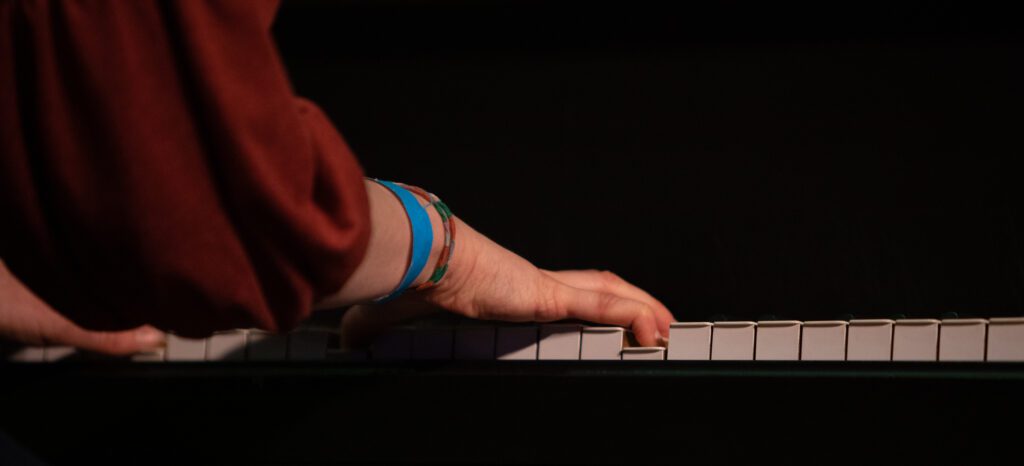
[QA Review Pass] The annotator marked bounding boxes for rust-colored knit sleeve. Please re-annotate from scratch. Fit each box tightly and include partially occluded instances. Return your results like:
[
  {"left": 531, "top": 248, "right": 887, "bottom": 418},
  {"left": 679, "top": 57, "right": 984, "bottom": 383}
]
[{"left": 0, "top": 0, "right": 370, "bottom": 336}]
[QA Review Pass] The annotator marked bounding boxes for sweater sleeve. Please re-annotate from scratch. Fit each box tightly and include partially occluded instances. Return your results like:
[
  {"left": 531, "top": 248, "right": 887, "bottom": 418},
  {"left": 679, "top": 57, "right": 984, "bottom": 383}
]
[{"left": 0, "top": 0, "right": 371, "bottom": 336}]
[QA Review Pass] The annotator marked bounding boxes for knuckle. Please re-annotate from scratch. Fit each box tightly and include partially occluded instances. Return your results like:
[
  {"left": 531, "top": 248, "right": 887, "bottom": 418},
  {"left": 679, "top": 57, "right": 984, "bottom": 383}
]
[
  {"left": 594, "top": 291, "right": 620, "bottom": 318},
  {"left": 598, "top": 270, "right": 622, "bottom": 285},
  {"left": 642, "top": 306, "right": 659, "bottom": 325},
  {"left": 535, "top": 282, "right": 567, "bottom": 322},
  {"left": 93, "top": 334, "right": 132, "bottom": 355},
  {"left": 534, "top": 304, "right": 564, "bottom": 322},
  {"left": 630, "top": 304, "right": 656, "bottom": 328}
]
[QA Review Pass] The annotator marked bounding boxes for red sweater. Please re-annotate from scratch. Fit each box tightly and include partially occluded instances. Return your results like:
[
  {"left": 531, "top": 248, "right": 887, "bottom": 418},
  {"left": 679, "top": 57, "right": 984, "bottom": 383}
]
[{"left": 0, "top": 1, "right": 371, "bottom": 337}]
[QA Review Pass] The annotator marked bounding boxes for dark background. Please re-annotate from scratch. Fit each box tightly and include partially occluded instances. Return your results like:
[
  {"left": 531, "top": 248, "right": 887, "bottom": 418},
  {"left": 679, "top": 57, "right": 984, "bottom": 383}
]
[
  {"left": 272, "top": 0, "right": 1024, "bottom": 322},
  {"left": 5, "top": 4, "right": 1024, "bottom": 464}
]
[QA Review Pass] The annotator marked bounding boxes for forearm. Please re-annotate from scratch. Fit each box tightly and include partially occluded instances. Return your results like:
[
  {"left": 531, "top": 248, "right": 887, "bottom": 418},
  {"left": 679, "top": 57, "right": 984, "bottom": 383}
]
[
  {"left": 314, "top": 178, "right": 673, "bottom": 347},
  {"left": 315, "top": 179, "right": 446, "bottom": 308}
]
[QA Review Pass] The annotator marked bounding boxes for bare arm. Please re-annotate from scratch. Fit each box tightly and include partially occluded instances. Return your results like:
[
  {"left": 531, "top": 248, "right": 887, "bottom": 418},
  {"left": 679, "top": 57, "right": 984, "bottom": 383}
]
[
  {"left": 0, "top": 178, "right": 673, "bottom": 354},
  {"left": 318, "top": 180, "right": 675, "bottom": 347},
  {"left": 315, "top": 179, "right": 447, "bottom": 307}
]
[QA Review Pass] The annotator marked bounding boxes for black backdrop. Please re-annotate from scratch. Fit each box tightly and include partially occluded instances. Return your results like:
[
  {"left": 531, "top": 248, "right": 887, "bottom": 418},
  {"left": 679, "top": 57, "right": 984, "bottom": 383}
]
[{"left": 271, "top": 0, "right": 1023, "bottom": 322}]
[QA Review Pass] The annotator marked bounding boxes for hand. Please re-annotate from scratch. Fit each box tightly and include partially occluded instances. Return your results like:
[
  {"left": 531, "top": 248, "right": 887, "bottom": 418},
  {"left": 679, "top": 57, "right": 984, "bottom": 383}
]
[
  {"left": 0, "top": 260, "right": 165, "bottom": 355},
  {"left": 344, "top": 217, "right": 674, "bottom": 348}
]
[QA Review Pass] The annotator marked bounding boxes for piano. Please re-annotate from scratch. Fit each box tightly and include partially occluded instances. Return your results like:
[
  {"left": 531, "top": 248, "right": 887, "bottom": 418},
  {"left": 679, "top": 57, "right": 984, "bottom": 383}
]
[
  {"left": 8, "top": 313, "right": 1024, "bottom": 363},
  {"left": 2, "top": 313, "right": 1023, "bottom": 464}
]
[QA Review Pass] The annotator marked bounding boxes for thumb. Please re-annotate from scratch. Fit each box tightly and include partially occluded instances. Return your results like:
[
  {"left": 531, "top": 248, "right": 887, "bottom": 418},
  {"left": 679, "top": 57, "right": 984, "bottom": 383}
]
[
  {"left": 57, "top": 325, "right": 165, "bottom": 356},
  {"left": 339, "top": 296, "right": 442, "bottom": 349}
]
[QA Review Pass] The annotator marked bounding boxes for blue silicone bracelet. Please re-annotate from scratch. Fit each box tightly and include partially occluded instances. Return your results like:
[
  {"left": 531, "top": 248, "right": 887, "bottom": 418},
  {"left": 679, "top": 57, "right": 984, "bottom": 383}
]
[{"left": 367, "top": 178, "right": 434, "bottom": 303}]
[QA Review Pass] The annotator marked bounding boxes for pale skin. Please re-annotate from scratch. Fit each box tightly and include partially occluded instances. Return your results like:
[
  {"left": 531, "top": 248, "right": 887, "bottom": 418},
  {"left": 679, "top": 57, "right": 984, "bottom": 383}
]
[{"left": 0, "top": 179, "right": 674, "bottom": 354}]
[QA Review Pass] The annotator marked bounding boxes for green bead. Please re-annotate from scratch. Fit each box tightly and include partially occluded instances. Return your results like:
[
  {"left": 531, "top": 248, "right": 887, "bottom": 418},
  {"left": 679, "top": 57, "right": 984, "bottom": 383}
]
[
  {"left": 430, "top": 264, "right": 449, "bottom": 282},
  {"left": 437, "top": 201, "right": 452, "bottom": 218}
]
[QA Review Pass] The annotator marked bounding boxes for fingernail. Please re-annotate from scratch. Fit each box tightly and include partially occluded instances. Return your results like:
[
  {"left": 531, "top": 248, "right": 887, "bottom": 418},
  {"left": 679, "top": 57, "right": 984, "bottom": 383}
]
[{"left": 135, "top": 327, "right": 166, "bottom": 348}]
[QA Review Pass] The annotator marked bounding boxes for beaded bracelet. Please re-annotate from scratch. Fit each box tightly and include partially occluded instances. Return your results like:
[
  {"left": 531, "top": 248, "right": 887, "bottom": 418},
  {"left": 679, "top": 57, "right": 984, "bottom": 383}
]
[{"left": 391, "top": 182, "right": 456, "bottom": 291}]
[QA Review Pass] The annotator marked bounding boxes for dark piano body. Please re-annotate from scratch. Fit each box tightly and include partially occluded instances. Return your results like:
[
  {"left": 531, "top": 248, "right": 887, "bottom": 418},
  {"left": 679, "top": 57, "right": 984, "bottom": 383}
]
[
  {"left": 3, "top": 0, "right": 1024, "bottom": 464},
  {"left": 2, "top": 360, "right": 1023, "bottom": 464}
]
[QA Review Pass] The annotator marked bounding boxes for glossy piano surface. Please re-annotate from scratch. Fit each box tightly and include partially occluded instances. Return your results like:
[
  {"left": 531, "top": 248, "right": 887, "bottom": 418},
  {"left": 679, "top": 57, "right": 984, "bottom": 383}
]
[{"left": 2, "top": 360, "right": 1022, "bottom": 464}]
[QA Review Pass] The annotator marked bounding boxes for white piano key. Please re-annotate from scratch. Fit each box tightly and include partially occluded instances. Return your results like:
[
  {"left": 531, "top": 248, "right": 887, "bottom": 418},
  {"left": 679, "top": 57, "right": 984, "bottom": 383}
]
[
  {"left": 667, "top": 322, "right": 712, "bottom": 360},
  {"left": 892, "top": 319, "right": 939, "bottom": 361},
  {"left": 247, "top": 330, "right": 288, "bottom": 361},
  {"left": 538, "top": 324, "right": 582, "bottom": 360},
  {"left": 846, "top": 319, "right": 894, "bottom": 361},
  {"left": 800, "top": 321, "right": 848, "bottom": 361},
  {"left": 755, "top": 321, "right": 801, "bottom": 361},
  {"left": 711, "top": 322, "right": 756, "bottom": 361},
  {"left": 370, "top": 327, "right": 413, "bottom": 361},
  {"left": 495, "top": 325, "right": 538, "bottom": 360},
  {"left": 288, "top": 330, "right": 330, "bottom": 361},
  {"left": 621, "top": 347, "right": 665, "bottom": 360},
  {"left": 987, "top": 317, "right": 1024, "bottom": 361},
  {"left": 8, "top": 346, "right": 45, "bottom": 362},
  {"left": 40, "top": 344, "right": 76, "bottom": 362},
  {"left": 939, "top": 318, "right": 988, "bottom": 361},
  {"left": 166, "top": 334, "right": 206, "bottom": 361},
  {"left": 412, "top": 327, "right": 454, "bottom": 360},
  {"left": 43, "top": 346, "right": 76, "bottom": 362},
  {"left": 453, "top": 325, "right": 496, "bottom": 360},
  {"left": 580, "top": 327, "right": 625, "bottom": 360},
  {"left": 131, "top": 348, "right": 165, "bottom": 362},
  {"left": 206, "top": 330, "right": 247, "bottom": 361}
]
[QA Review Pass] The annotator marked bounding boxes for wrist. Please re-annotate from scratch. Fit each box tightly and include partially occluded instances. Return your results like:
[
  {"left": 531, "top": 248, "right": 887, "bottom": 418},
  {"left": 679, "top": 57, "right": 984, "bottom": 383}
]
[
  {"left": 313, "top": 179, "right": 418, "bottom": 309},
  {"left": 409, "top": 190, "right": 446, "bottom": 289},
  {"left": 314, "top": 179, "right": 454, "bottom": 309},
  {"left": 412, "top": 214, "right": 478, "bottom": 303}
]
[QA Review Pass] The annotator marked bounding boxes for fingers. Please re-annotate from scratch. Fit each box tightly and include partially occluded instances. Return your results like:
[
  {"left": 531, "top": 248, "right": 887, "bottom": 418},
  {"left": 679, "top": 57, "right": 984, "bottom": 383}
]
[
  {"left": 544, "top": 280, "right": 664, "bottom": 347},
  {"left": 26, "top": 292, "right": 166, "bottom": 356},
  {"left": 540, "top": 269, "right": 675, "bottom": 338},
  {"left": 58, "top": 325, "right": 165, "bottom": 356},
  {"left": 1, "top": 261, "right": 165, "bottom": 355}
]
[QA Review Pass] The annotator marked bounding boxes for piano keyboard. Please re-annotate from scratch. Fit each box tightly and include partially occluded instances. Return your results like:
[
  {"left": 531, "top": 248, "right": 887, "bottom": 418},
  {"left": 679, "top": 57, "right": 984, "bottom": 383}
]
[
  {"left": 5, "top": 319, "right": 1024, "bottom": 466},
  {"left": 6, "top": 316, "right": 1024, "bottom": 363}
]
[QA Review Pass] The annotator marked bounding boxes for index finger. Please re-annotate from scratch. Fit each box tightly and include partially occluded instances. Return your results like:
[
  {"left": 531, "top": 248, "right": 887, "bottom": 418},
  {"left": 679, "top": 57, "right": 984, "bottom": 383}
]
[{"left": 548, "top": 282, "right": 663, "bottom": 347}]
